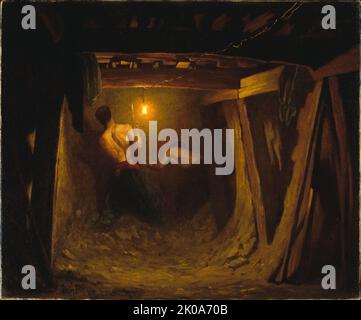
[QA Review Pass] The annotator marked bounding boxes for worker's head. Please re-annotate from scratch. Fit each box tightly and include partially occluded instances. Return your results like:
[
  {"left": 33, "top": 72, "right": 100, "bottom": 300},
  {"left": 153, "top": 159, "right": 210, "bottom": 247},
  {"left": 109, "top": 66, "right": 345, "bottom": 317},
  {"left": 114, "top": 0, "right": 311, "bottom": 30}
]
[{"left": 95, "top": 105, "right": 112, "bottom": 127}]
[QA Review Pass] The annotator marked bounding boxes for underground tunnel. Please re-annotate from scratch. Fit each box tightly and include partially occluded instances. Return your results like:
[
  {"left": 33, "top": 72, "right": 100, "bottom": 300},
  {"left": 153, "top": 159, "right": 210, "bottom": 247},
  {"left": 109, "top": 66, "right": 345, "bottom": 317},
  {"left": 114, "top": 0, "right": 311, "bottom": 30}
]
[
  {"left": 52, "top": 87, "right": 245, "bottom": 298},
  {"left": 2, "top": 2, "right": 359, "bottom": 299},
  {"left": 4, "top": 52, "right": 359, "bottom": 300},
  {"left": 47, "top": 54, "right": 357, "bottom": 299}
]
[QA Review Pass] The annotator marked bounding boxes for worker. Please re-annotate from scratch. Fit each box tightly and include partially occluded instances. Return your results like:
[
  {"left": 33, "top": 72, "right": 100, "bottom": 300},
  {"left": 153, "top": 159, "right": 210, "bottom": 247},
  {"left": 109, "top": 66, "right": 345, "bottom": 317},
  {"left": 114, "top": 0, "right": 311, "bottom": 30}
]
[{"left": 95, "top": 105, "right": 162, "bottom": 224}]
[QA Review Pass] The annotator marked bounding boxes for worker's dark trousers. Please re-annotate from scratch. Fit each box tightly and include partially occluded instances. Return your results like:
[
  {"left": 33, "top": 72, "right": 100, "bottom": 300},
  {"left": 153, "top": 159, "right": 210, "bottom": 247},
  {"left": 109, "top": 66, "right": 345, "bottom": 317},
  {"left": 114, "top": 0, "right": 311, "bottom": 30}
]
[{"left": 108, "top": 168, "right": 163, "bottom": 224}]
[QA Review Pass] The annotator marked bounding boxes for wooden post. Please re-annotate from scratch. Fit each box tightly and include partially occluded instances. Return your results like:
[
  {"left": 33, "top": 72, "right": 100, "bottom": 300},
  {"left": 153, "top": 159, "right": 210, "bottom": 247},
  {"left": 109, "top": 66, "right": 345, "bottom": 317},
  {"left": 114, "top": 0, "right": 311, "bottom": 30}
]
[
  {"left": 31, "top": 93, "right": 63, "bottom": 284},
  {"left": 237, "top": 99, "right": 268, "bottom": 247},
  {"left": 210, "top": 66, "right": 286, "bottom": 247},
  {"left": 328, "top": 76, "right": 354, "bottom": 288},
  {"left": 268, "top": 80, "right": 323, "bottom": 282}
]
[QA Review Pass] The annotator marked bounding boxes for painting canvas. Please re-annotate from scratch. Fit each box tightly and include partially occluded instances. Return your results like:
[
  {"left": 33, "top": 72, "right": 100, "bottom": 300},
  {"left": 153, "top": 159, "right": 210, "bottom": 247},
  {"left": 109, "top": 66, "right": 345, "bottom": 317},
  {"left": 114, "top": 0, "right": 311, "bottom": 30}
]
[{"left": 1, "top": 1, "right": 359, "bottom": 302}]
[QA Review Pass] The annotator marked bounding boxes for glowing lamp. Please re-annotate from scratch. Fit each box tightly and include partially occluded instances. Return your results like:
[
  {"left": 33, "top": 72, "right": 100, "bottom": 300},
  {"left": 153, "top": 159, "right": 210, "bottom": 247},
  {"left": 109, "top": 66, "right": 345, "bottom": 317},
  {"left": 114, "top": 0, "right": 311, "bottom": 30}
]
[{"left": 141, "top": 104, "right": 148, "bottom": 115}]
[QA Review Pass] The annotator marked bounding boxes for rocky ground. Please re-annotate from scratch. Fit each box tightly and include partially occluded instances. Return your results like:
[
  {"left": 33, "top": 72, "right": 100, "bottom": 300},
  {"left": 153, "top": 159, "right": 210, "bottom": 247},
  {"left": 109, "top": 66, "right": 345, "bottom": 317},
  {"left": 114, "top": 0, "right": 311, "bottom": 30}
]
[{"left": 52, "top": 202, "right": 353, "bottom": 299}]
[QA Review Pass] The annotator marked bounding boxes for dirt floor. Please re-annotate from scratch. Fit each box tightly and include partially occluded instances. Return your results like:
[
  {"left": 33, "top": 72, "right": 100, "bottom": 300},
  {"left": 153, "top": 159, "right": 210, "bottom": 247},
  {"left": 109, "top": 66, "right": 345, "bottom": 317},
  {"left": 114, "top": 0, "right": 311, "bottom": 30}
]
[{"left": 52, "top": 202, "right": 356, "bottom": 299}]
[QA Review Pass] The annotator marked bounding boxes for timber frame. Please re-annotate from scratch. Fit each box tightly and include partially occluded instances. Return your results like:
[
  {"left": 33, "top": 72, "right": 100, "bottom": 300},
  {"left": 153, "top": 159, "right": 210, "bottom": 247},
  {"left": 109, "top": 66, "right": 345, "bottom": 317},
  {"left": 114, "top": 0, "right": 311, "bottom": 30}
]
[
  {"left": 92, "top": 49, "right": 359, "bottom": 252},
  {"left": 36, "top": 48, "right": 357, "bottom": 283},
  {"left": 4, "top": 1, "right": 358, "bottom": 295}
]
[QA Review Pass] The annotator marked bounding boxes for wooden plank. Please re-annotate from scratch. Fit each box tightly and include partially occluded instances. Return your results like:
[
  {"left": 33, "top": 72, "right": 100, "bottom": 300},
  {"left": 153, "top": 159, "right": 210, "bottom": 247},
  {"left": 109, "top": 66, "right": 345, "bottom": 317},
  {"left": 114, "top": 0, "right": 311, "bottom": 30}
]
[
  {"left": 176, "top": 61, "right": 191, "bottom": 69},
  {"left": 96, "top": 52, "right": 264, "bottom": 68},
  {"left": 237, "top": 99, "right": 268, "bottom": 247},
  {"left": 201, "top": 89, "right": 238, "bottom": 105},
  {"left": 31, "top": 89, "right": 64, "bottom": 277},
  {"left": 328, "top": 76, "right": 354, "bottom": 288},
  {"left": 267, "top": 80, "right": 323, "bottom": 282},
  {"left": 238, "top": 66, "right": 284, "bottom": 99},
  {"left": 200, "top": 66, "right": 285, "bottom": 105},
  {"left": 283, "top": 109, "right": 321, "bottom": 280},
  {"left": 221, "top": 101, "right": 257, "bottom": 256},
  {"left": 313, "top": 47, "right": 359, "bottom": 80},
  {"left": 211, "top": 14, "right": 231, "bottom": 31},
  {"left": 101, "top": 68, "right": 246, "bottom": 90}
]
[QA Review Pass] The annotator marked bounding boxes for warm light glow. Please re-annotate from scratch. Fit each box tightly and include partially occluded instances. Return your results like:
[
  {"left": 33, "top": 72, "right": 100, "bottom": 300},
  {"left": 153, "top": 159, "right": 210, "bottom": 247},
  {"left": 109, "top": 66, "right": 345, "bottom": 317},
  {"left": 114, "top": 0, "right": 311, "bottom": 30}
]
[{"left": 141, "top": 104, "right": 148, "bottom": 115}]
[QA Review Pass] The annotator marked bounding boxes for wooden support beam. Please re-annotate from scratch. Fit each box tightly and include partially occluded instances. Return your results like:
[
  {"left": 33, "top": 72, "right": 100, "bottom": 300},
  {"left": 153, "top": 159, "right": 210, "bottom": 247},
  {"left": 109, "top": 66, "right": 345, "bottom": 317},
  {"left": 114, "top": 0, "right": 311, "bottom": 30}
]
[
  {"left": 237, "top": 99, "right": 268, "bottom": 247},
  {"left": 312, "top": 46, "right": 359, "bottom": 80},
  {"left": 238, "top": 66, "right": 284, "bottom": 99},
  {"left": 31, "top": 92, "right": 63, "bottom": 281},
  {"left": 201, "top": 89, "right": 239, "bottom": 105},
  {"left": 200, "top": 66, "right": 285, "bottom": 105},
  {"left": 211, "top": 14, "right": 231, "bottom": 31},
  {"left": 176, "top": 61, "right": 191, "bottom": 69},
  {"left": 101, "top": 68, "right": 246, "bottom": 90},
  {"left": 96, "top": 52, "right": 264, "bottom": 69},
  {"left": 269, "top": 80, "right": 323, "bottom": 282},
  {"left": 328, "top": 76, "right": 355, "bottom": 288}
]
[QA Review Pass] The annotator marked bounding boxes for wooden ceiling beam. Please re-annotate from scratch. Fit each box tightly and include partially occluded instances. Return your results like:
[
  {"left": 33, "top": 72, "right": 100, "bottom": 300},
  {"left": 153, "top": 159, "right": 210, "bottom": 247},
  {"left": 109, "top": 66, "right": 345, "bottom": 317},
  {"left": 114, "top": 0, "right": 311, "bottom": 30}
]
[
  {"left": 201, "top": 90, "right": 239, "bottom": 105},
  {"left": 200, "top": 66, "right": 285, "bottom": 105},
  {"left": 312, "top": 46, "right": 359, "bottom": 80},
  {"left": 100, "top": 68, "right": 248, "bottom": 90},
  {"left": 211, "top": 14, "right": 231, "bottom": 31},
  {"left": 238, "top": 66, "right": 284, "bottom": 99},
  {"left": 95, "top": 52, "right": 264, "bottom": 69}
]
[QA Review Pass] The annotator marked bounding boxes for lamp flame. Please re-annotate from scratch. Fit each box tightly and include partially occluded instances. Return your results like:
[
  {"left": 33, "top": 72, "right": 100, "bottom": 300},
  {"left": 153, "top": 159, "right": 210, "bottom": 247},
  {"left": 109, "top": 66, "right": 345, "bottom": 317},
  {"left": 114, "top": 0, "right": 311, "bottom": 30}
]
[{"left": 141, "top": 104, "right": 148, "bottom": 115}]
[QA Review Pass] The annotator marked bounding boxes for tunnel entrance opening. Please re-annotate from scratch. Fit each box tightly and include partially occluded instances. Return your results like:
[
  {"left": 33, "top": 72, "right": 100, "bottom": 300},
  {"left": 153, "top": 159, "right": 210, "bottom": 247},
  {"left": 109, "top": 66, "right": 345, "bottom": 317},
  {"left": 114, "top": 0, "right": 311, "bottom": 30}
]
[
  {"left": 45, "top": 55, "right": 354, "bottom": 298},
  {"left": 2, "top": 2, "right": 359, "bottom": 300},
  {"left": 42, "top": 54, "right": 357, "bottom": 299},
  {"left": 51, "top": 87, "right": 242, "bottom": 298}
]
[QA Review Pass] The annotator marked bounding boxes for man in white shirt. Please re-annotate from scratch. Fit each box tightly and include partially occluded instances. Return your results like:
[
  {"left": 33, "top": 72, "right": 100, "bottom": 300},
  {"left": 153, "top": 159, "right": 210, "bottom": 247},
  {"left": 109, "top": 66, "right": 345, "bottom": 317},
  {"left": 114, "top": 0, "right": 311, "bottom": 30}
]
[{"left": 95, "top": 105, "right": 162, "bottom": 224}]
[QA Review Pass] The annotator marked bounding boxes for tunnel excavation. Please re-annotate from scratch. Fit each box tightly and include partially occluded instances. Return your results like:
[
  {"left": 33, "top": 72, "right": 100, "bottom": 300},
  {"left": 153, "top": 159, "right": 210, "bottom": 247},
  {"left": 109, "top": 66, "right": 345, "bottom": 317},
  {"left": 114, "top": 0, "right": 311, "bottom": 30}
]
[{"left": 2, "top": 2, "right": 359, "bottom": 299}]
